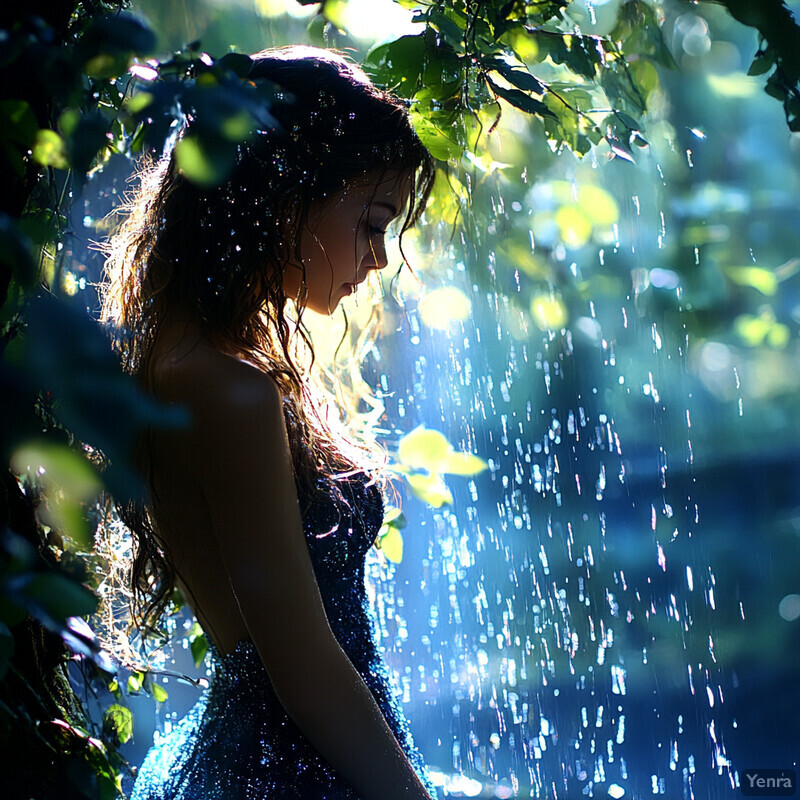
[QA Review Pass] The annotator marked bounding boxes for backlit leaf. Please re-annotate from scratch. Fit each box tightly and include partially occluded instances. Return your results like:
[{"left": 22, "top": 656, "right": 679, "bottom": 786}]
[
  {"left": 577, "top": 185, "right": 619, "bottom": 227},
  {"left": 152, "top": 683, "right": 169, "bottom": 703},
  {"left": 175, "top": 135, "right": 236, "bottom": 187},
  {"left": 398, "top": 426, "right": 452, "bottom": 470},
  {"left": 406, "top": 472, "right": 454, "bottom": 508},
  {"left": 410, "top": 114, "right": 463, "bottom": 161},
  {"left": 191, "top": 630, "right": 209, "bottom": 667},
  {"left": 382, "top": 507, "right": 406, "bottom": 528},
  {"left": 439, "top": 452, "right": 488, "bottom": 476},
  {"left": 32, "top": 130, "right": 69, "bottom": 170},
  {"left": 379, "top": 526, "right": 404, "bottom": 563},
  {"left": 103, "top": 704, "right": 133, "bottom": 745},
  {"left": 127, "top": 671, "right": 144, "bottom": 693}
]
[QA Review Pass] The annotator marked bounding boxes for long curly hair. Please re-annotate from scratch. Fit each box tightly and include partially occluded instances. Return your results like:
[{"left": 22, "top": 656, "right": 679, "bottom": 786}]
[{"left": 99, "top": 46, "right": 435, "bottom": 645}]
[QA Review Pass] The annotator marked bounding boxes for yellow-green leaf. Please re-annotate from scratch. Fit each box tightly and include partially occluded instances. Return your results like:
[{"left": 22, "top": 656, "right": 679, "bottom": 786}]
[
  {"left": 498, "top": 240, "right": 550, "bottom": 279},
  {"left": 382, "top": 507, "right": 406, "bottom": 528},
  {"left": 379, "top": 526, "right": 404, "bottom": 563},
  {"left": 410, "top": 113, "right": 463, "bottom": 161},
  {"left": 734, "top": 313, "right": 772, "bottom": 346},
  {"left": 220, "top": 111, "right": 254, "bottom": 142},
  {"left": 406, "top": 472, "right": 453, "bottom": 508},
  {"left": 127, "top": 671, "right": 144, "bottom": 693},
  {"left": 190, "top": 631, "right": 209, "bottom": 667},
  {"left": 707, "top": 72, "right": 759, "bottom": 98},
  {"left": 398, "top": 426, "right": 452, "bottom": 470},
  {"left": 152, "top": 683, "right": 168, "bottom": 703},
  {"left": 767, "top": 323, "right": 790, "bottom": 348},
  {"left": 32, "top": 129, "right": 69, "bottom": 169},
  {"left": 103, "top": 704, "right": 133, "bottom": 744},
  {"left": 125, "top": 91, "right": 154, "bottom": 115},
  {"left": 440, "top": 451, "right": 488, "bottom": 476},
  {"left": 11, "top": 442, "right": 103, "bottom": 546},
  {"left": 175, "top": 136, "right": 233, "bottom": 187}
]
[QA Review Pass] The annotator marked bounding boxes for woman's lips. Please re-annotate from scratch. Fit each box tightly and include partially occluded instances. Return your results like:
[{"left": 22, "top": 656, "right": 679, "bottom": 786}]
[{"left": 344, "top": 278, "right": 366, "bottom": 294}]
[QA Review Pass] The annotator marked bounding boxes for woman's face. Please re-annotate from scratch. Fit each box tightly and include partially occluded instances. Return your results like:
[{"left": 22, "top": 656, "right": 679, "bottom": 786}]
[{"left": 284, "top": 176, "right": 407, "bottom": 315}]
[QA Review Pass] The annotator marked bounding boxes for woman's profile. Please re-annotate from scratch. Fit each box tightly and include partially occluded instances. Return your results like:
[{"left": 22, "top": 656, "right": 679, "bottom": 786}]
[{"left": 100, "top": 45, "right": 437, "bottom": 800}]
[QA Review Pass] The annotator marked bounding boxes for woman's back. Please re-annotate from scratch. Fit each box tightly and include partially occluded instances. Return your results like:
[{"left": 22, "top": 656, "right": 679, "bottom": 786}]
[{"left": 146, "top": 320, "right": 261, "bottom": 654}]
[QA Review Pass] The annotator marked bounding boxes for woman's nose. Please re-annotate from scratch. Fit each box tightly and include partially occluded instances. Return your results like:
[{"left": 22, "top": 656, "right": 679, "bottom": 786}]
[{"left": 365, "top": 237, "right": 388, "bottom": 271}]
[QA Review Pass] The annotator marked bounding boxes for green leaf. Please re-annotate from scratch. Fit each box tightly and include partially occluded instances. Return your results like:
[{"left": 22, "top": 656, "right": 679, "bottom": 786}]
[
  {"left": 11, "top": 441, "right": 103, "bottom": 546},
  {"left": 398, "top": 426, "right": 452, "bottom": 470},
  {"left": 531, "top": 294, "right": 569, "bottom": 330},
  {"left": 103, "top": 704, "right": 133, "bottom": 745},
  {"left": 748, "top": 52, "right": 775, "bottom": 76},
  {"left": 127, "top": 671, "right": 144, "bottom": 693},
  {"left": 220, "top": 111, "right": 254, "bottom": 142},
  {"left": 378, "top": 526, "right": 404, "bottom": 563},
  {"left": 492, "top": 61, "right": 545, "bottom": 95},
  {"left": 124, "top": 91, "right": 153, "bottom": 115},
  {"left": 487, "top": 78, "right": 555, "bottom": 118},
  {"left": 32, "top": 130, "right": 69, "bottom": 170},
  {"left": 366, "top": 34, "right": 426, "bottom": 97},
  {"left": 628, "top": 59, "right": 659, "bottom": 105},
  {"left": 409, "top": 114, "right": 463, "bottom": 161},
  {"left": 382, "top": 507, "right": 407, "bottom": 528},
  {"left": 439, "top": 452, "right": 488, "bottom": 477},
  {"left": 175, "top": 135, "right": 237, "bottom": 187},
  {"left": 191, "top": 631, "right": 209, "bottom": 667},
  {"left": 406, "top": 472, "right": 453, "bottom": 507},
  {"left": 306, "top": 14, "right": 327, "bottom": 46},
  {"left": 500, "top": 25, "right": 540, "bottom": 63},
  {"left": 724, "top": 266, "right": 778, "bottom": 295},
  {"left": 428, "top": 9, "right": 465, "bottom": 47},
  {"left": 610, "top": 0, "right": 677, "bottom": 70},
  {"left": 152, "top": 683, "right": 169, "bottom": 703},
  {"left": 562, "top": 34, "right": 601, "bottom": 80}
]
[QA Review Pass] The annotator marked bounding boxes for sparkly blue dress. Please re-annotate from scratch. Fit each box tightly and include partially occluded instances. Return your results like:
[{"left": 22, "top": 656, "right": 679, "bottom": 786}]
[{"left": 131, "top": 472, "right": 434, "bottom": 799}]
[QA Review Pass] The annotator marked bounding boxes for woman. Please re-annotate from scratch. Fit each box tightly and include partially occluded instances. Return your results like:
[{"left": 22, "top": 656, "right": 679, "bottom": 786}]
[{"left": 101, "top": 46, "right": 437, "bottom": 800}]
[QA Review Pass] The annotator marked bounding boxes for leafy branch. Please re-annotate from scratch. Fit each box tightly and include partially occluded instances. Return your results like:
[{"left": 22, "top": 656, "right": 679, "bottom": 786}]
[
  {"left": 361, "top": 0, "right": 675, "bottom": 162},
  {"left": 680, "top": 0, "right": 800, "bottom": 130}
]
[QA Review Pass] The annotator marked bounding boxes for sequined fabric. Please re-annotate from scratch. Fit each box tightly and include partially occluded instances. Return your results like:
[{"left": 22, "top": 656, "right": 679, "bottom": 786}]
[{"left": 131, "top": 472, "right": 434, "bottom": 800}]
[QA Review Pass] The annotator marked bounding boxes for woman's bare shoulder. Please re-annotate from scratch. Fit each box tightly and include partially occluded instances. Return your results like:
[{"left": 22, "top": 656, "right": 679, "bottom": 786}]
[{"left": 153, "top": 332, "right": 282, "bottom": 420}]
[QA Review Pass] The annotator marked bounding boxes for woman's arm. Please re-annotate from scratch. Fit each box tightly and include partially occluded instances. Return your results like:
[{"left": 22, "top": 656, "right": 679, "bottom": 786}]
[{"left": 175, "top": 350, "right": 433, "bottom": 800}]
